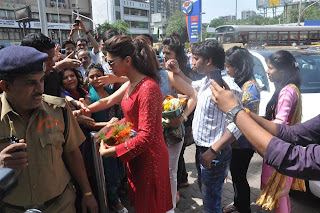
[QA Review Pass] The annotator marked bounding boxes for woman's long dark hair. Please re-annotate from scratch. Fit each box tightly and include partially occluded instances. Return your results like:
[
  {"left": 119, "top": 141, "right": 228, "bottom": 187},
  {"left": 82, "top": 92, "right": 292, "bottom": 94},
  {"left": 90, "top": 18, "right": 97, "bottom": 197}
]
[
  {"left": 265, "top": 50, "right": 301, "bottom": 120},
  {"left": 59, "top": 68, "right": 86, "bottom": 97},
  {"left": 225, "top": 46, "right": 254, "bottom": 88},
  {"left": 104, "top": 35, "right": 160, "bottom": 83}
]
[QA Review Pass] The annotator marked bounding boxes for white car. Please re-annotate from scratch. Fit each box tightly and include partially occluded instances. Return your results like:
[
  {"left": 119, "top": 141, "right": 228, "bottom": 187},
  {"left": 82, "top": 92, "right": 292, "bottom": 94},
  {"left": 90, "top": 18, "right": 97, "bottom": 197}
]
[{"left": 250, "top": 49, "right": 320, "bottom": 198}]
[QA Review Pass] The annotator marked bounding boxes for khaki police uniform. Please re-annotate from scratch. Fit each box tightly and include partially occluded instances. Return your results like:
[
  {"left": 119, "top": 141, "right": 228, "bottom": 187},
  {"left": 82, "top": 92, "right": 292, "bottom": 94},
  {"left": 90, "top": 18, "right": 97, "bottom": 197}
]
[{"left": 0, "top": 94, "right": 86, "bottom": 212}]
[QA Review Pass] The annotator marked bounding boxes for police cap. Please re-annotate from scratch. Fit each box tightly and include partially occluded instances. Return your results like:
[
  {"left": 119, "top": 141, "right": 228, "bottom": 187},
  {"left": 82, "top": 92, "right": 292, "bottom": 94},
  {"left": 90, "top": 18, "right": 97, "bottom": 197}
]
[{"left": 0, "top": 46, "right": 48, "bottom": 77}]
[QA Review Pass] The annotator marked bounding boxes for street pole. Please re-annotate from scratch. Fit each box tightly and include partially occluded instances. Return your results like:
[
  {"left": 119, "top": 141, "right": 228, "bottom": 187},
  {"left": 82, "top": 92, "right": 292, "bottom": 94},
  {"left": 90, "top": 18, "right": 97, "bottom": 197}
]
[
  {"left": 56, "top": 0, "right": 62, "bottom": 46},
  {"left": 298, "top": 0, "right": 302, "bottom": 26},
  {"left": 235, "top": 0, "right": 237, "bottom": 25},
  {"left": 37, "top": 0, "right": 48, "bottom": 36}
]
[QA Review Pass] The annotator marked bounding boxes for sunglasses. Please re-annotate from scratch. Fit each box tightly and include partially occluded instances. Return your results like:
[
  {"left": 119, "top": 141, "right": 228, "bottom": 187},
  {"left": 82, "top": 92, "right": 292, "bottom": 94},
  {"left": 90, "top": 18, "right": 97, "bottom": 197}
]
[{"left": 106, "top": 58, "right": 122, "bottom": 67}]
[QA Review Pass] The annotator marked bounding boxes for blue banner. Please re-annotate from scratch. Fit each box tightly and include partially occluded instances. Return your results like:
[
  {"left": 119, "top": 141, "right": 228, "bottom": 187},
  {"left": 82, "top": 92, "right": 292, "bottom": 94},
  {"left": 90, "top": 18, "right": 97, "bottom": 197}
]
[{"left": 182, "top": 0, "right": 202, "bottom": 43}]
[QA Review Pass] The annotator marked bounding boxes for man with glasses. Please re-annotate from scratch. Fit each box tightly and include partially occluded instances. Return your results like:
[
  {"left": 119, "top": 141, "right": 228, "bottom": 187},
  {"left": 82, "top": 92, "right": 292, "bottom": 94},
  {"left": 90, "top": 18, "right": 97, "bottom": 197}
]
[{"left": 76, "top": 49, "right": 92, "bottom": 79}]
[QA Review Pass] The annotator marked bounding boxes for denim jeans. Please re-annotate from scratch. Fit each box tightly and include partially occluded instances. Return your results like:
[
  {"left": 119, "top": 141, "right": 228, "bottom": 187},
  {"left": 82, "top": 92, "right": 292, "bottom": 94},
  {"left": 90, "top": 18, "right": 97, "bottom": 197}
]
[{"left": 196, "top": 145, "right": 232, "bottom": 213}]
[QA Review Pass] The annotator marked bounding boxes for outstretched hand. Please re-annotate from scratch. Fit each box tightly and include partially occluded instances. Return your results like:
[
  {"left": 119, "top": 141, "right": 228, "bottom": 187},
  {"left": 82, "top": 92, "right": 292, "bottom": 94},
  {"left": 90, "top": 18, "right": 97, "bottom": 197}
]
[
  {"left": 166, "top": 59, "right": 181, "bottom": 74},
  {"left": 99, "top": 141, "right": 116, "bottom": 158},
  {"left": 210, "top": 80, "right": 239, "bottom": 113}
]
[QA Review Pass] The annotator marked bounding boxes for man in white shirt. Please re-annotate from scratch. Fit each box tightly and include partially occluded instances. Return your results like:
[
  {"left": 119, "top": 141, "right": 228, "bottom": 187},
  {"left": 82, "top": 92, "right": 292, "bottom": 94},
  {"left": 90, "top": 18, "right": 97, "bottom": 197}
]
[{"left": 169, "top": 40, "right": 242, "bottom": 213}]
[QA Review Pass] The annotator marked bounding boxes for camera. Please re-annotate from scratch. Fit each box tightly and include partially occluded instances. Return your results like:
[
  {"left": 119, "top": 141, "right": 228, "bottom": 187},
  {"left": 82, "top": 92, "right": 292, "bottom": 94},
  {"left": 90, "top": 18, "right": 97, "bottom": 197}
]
[
  {"left": 74, "top": 19, "right": 80, "bottom": 26},
  {"left": 60, "top": 49, "right": 66, "bottom": 55}
]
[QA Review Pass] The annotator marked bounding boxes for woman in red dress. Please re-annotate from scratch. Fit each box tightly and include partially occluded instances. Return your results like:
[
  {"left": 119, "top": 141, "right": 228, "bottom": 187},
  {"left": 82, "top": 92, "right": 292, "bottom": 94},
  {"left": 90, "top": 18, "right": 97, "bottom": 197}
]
[{"left": 85, "top": 35, "right": 173, "bottom": 213}]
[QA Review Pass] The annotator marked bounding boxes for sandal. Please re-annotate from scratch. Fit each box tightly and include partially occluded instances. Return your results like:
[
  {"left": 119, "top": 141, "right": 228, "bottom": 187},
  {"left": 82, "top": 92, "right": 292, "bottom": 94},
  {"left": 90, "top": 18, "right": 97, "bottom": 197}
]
[{"left": 222, "top": 203, "right": 238, "bottom": 213}]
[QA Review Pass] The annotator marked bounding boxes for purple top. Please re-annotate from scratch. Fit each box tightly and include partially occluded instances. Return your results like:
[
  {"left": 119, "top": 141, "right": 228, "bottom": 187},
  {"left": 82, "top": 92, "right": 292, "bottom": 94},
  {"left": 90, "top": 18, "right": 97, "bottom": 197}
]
[{"left": 264, "top": 115, "right": 320, "bottom": 180}]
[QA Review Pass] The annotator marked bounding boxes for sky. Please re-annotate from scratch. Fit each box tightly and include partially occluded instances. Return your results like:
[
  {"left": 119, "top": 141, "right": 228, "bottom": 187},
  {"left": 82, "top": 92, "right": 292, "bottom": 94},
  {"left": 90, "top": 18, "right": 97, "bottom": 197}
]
[{"left": 201, "top": 0, "right": 284, "bottom": 23}]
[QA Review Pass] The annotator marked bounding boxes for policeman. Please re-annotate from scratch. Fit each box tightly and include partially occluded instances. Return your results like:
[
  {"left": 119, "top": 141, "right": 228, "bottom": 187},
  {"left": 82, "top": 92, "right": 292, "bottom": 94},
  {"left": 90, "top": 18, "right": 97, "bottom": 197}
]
[{"left": 0, "top": 46, "right": 98, "bottom": 213}]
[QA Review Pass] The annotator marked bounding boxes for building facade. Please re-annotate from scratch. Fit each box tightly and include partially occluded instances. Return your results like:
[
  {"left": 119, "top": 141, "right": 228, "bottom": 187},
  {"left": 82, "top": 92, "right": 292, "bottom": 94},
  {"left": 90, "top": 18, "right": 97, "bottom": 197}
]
[
  {"left": 166, "top": 0, "right": 181, "bottom": 17},
  {"left": 150, "top": 12, "right": 167, "bottom": 39},
  {"left": 92, "top": 0, "right": 150, "bottom": 36},
  {"left": 241, "top": 10, "right": 256, "bottom": 20},
  {"left": 219, "top": 15, "right": 236, "bottom": 22},
  {"left": 150, "top": 0, "right": 166, "bottom": 14},
  {"left": 0, "top": 0, "right": 93, "bottom": 46}
]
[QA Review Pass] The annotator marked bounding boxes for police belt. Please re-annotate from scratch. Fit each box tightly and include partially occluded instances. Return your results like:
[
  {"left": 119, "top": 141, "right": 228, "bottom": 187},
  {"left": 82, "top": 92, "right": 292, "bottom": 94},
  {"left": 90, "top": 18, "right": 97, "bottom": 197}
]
[{"left": 3, "top": 184, "right": 67, "bottom": 211}]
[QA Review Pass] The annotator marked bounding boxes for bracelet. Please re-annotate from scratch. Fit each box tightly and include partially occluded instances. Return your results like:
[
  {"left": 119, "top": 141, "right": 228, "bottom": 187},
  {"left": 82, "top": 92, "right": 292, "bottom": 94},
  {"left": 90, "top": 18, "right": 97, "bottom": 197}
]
[
  {"left": 83, "top": 191, "right": 93, "bottom": 196},
  {"left": 244, "top": 107, "right": 251, "bottom": 116},
  {"left": 209, "top": 146, "right": 221, "bottom": 157},
  {"left": 85, "top": 30, "right": 90, "bottom": 35},
  {"left": 181, "top": 112, "right": 188, "bottom": 122}
]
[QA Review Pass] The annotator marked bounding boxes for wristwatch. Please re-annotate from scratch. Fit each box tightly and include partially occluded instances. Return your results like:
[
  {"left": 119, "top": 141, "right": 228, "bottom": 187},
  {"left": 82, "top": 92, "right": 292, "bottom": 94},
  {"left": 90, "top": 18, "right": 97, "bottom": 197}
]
[{"left": 226, "top": 105, "right": 244, "bottom": 123}]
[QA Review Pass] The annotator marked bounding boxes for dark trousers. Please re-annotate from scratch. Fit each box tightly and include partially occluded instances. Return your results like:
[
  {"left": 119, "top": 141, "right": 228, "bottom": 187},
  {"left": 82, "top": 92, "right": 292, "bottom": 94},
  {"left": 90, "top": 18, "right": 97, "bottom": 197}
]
[
  {"left": 230, "top": 148, "right": 254, "bottom": 213},
  {"left": 177, "top": 143, "right": 188, "bottom": 189}
]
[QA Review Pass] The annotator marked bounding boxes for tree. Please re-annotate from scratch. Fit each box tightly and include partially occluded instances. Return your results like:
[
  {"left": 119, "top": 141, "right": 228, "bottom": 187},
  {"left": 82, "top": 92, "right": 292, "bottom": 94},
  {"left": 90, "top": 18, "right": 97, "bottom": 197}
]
[
  {"left": 96, "top": 20, "right": 129, "bottom": 39},
  {"left": 304, "top": 5, "right": 320, "bottom": 20},
  {"left": 209, "top": 18, "right": 228, "bottom": 28},
  {"left": 166, "top": 11, "right": 188, "bottom": 43}
]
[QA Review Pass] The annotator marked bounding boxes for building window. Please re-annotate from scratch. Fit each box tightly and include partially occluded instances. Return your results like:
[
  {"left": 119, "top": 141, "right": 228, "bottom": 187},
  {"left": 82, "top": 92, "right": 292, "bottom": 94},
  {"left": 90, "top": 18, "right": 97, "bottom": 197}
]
[
  {"left": 115, "top": 0, "right": 120, "bottom": 6},
  {"left": 116, "top": 11, "right": 121, "bottom": 20},
  {"left": 51, "top": 0, "right": 65, "bottom": 2},
  {"left": 0, "top": 9, "right": 15, "bottom": 20},
  {"left": 124, "top": 8, "right": 129, "bottom": 15}
]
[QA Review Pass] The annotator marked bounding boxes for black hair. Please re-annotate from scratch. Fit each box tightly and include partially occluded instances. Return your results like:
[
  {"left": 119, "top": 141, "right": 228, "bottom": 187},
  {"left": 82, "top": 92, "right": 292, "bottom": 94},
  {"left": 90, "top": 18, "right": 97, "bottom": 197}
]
[
  {"left": 104, "top": 35, "right": 160, "bottom": 83},
  {"left": 76, "top": 38, "right": 88, "bottom": 45},
  {"left": 62, "top": 40, "right": 76, "bottom": 48},
  {"left": 191, "top": 40, "right": 225, "bottom": 70},
  {"left": 265, "top": 50, "right": 301, "bottom": 120},
  {"left": 0, "top": 45, "right": 5, "bottom": 50},
  {"left": 59, "top": 68, "right": 85, "bottom": 96},
  {"left": 20, "top": 33, "right": 55, "bottom": 52},
  {"left": 225, "top": 46, "right": 254, "bottom": 88},
  {"left": 162, "top": 36, "right": 188, "bottom": 72},
  {"left": 103, "top": 29, "right": 119, "bottom": 42},
  {"left": 83, "top": 63, "right": 105, "bottom": 89}
]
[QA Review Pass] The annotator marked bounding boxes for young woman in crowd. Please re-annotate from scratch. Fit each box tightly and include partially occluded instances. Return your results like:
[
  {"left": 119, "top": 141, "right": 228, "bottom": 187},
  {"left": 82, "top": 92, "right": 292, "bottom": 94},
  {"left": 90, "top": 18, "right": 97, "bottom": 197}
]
[
  {"left": 84, "top": 63, "right": 127, "bottom": 213},
  {"left": 222, "top": 46, "right": 260, "bottom": 213},
  {"left": 159, "top": 35, "right": 197, "bottom": 208},
  {"left": 82, "top": 35, "right": 173, "bottom": 213},
  {"left": 256, "top": 50, "right": 305, "bottom": 212}
]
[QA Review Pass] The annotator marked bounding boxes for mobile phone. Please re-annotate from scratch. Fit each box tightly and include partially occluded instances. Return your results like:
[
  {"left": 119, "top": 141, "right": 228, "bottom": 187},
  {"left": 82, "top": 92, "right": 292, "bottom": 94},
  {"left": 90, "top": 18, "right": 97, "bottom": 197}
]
[
  {"left": 209, "top": 70, "right": 223, "bottom": 87},
  {"left": 60, "top": 49, "right": 66, "bottom": 55},
  {"left": 9, "top": 136, "right": 24, "bottom": 152},
  {"left": 74, "top": 19, "right": 80, "bottom": 26}
]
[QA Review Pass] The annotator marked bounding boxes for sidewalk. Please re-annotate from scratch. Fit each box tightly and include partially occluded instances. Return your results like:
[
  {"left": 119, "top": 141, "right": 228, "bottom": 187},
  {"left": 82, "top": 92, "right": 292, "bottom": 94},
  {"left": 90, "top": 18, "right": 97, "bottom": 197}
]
[{"left": 116, "top": 145, "right": 320, "bottom": 212}]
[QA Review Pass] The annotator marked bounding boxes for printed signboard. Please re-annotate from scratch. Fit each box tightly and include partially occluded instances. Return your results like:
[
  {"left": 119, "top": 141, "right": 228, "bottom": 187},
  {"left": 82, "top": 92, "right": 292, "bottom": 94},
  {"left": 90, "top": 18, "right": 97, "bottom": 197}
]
[{"left": 182, "top": 0, "right": 202, "bottom": 43}]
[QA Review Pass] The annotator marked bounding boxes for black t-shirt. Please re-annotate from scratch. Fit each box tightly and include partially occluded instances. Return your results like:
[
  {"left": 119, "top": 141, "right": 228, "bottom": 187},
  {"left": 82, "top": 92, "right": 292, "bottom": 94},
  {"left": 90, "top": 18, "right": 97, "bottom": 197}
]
[{"left": 44, "top": 68, "right": 61, "bottom": 97}]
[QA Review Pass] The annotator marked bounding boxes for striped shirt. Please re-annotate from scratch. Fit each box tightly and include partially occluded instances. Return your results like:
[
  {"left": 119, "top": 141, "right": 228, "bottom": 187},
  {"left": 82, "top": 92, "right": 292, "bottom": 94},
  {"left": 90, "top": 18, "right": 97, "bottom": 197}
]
[{"left": 192, "top": 70, "right": 243, "bottom": 147}]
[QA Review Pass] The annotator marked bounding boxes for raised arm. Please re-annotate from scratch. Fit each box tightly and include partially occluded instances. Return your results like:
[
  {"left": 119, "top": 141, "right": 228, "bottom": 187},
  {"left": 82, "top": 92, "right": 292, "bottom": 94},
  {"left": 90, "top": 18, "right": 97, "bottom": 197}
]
[
  {"left": 167, "top": 71, "right": 197, "bottom": 117},
  {"left": 79, "top": 19, "right": 99, "bottom": 54},
  {"left": 87, "top": 82, "right": 128, "bottom": 113}
]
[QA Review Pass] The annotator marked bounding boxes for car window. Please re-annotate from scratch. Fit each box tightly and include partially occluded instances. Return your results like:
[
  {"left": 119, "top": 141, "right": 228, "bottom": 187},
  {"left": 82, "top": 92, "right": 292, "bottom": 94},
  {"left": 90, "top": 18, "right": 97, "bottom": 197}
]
[
  {"left": 297, "top": 55, "right": 320, "bottom": 93},
  {"left": 252, "top": 56, "right": 269, "bottom": 92}
]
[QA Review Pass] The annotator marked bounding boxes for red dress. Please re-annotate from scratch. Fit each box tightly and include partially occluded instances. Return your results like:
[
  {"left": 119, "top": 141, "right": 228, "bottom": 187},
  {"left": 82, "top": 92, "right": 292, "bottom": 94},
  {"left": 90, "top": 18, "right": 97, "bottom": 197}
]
[{"left": 115, "top": 77, "right": 173, "bottom": 213}]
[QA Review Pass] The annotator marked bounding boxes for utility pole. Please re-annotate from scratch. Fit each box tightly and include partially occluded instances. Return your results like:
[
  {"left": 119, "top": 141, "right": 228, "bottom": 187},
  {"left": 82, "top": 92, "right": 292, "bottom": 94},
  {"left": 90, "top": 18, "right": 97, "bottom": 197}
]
[
  {"left": 235, "top": 0, "right": 237, "bottom": 25},
  {"left": 56, "top": 0, "right": 62, "bottom": 46},
  {"left": 37, "top": 0, "right": 48, "bottom": 36}
]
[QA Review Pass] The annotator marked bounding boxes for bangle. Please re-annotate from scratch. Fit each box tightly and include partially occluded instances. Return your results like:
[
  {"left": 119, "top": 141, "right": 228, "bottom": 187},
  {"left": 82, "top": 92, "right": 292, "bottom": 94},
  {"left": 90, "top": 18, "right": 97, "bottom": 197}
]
[
  {"left": 181, "top": 112, "right": 188, "bottom": 122},
  {"left": 177, "top": 69, "right": 182, "bottom": 74},
  {"left": 85, "top": 30, "right": 90, "bottom": 35},
  {"left": 83, "top": 191, "right": 93, "bottom": 196},
  {"left": 244, "top": 107, "right": 251, "bottom": 116},
  {"left": 209, "top": 146, "right": 221, "bottom": 157}
]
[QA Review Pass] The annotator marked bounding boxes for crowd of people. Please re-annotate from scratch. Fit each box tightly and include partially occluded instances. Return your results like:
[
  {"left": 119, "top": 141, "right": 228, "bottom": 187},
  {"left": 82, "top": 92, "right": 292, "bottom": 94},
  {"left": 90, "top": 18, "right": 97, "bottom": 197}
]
[{"left": 0, "top": 17, "right": 319, "bottom": 213}]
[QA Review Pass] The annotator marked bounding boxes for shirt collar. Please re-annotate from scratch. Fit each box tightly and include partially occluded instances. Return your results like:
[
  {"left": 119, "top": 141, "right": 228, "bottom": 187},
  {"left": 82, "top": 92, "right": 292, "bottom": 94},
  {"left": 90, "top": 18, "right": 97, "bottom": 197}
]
[{"left": 1, "top": 93, "right": 47, "bottom": 121}]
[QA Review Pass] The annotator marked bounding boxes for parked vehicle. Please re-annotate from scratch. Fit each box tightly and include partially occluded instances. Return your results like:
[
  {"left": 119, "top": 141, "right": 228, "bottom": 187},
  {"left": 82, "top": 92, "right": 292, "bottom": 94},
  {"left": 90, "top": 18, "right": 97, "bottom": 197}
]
[{"left": 250, "top": 49, "right": 320, "bottom": 198}]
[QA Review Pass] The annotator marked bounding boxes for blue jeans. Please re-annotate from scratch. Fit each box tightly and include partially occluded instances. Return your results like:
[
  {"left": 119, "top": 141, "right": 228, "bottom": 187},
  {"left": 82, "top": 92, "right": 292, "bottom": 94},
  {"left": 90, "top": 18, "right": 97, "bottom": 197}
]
[{"left": 196, "top": 145, "right": 232, "bottom": 213}]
